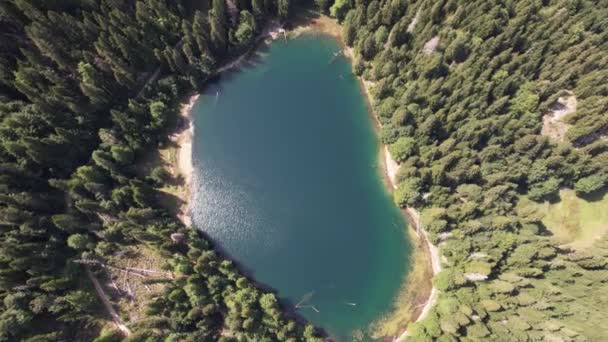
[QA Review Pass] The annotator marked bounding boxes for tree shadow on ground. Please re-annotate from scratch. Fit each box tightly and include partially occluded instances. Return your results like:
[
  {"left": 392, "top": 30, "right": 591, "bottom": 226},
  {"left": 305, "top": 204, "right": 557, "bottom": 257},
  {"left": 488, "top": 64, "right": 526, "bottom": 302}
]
[
  {"left": 578, "top": 187, "right": 607, "bottom": 203},
  {"left": 155, "top": 190, "right": 184, "bottom": 217}
]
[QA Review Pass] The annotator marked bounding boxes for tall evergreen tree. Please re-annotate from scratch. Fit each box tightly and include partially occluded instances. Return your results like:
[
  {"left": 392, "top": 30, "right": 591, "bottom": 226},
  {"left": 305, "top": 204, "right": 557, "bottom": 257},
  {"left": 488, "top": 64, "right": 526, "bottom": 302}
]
[{"left": 209, "top": 0, "right": 229, "bottom": 55}]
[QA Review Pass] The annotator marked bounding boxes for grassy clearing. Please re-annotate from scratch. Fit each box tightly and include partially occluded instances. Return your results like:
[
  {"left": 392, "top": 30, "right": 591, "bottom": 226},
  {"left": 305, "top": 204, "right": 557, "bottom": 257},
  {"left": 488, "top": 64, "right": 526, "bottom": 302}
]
[
  {"left": 530, "top": 234, "right": 608, "bottom": 341},
  {"left": 536, "top": 189, "right": 608, "bottom": 250},
  {"left": 370, "top": 228, "right": 433, "bottom": 339}
]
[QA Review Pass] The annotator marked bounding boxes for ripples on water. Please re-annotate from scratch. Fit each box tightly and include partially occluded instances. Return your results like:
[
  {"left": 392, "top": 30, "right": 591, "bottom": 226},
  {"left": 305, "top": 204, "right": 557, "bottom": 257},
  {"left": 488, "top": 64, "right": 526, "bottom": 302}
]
[
  {"left": 192, "top": 162, "right": 286, "bottom": 260},
  {"left": 189, "top": 34, "right": 411, "bottom": 339}
]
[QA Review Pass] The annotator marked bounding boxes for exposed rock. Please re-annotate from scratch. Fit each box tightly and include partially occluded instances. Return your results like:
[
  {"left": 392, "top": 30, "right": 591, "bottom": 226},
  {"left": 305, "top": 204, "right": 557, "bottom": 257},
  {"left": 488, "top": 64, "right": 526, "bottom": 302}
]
[
  {"left": 423, "top": 36, "right": 440, "bottom": 55},
  {"left": 438, "top": 232, "right": 453, "bottom": 241},
  {"left": 469, "top": 252, "right": 488, "bottom": 259},
  {"left": 170, "top": 233, "right": 186, "bottom": 244},
  {"left": 465, "top": 273, "right": 489, "bottom": 281}
]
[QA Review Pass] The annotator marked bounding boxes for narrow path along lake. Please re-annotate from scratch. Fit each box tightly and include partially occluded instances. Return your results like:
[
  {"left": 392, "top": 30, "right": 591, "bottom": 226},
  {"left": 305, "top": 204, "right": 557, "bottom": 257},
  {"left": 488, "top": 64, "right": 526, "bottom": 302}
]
[{"left": 191, "top": 34, "right": 411, "bottom": 339}]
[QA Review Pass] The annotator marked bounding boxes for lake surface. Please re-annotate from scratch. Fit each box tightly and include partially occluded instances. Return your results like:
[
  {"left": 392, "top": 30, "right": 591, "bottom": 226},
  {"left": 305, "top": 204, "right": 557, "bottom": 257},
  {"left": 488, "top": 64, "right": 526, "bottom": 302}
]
[{"left": 191, "top": 34, "right": 411, "bottom": 339}]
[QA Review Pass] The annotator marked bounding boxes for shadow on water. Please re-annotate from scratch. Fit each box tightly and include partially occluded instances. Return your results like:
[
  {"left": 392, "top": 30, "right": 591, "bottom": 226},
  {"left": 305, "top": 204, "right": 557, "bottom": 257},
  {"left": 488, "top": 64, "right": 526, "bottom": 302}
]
[{"left": 206, "top": 41, "right": 271, "bottom": 85}]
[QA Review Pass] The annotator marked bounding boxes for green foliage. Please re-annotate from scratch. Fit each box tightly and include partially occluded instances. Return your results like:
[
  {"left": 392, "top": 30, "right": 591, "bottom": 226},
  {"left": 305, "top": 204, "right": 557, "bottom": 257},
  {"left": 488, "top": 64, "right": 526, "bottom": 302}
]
[
  {"left": 315, "top": 0, "right": 331, "bottom": 13},
  {"left": 210, "top": 0, "right": 229, "bottom": 55},
  {"left": 389, "top": 137, "right": 417, "bottom": 163},
  {"left": 149, "top": 167, "right": 171, "bottom": 186},
  {"left": 330, "top": 0, "right": 351, "bottom": 21},
  {"left": 67, "top": 234, "right": 93, "bottom": 251},
  {"left": 574, "top": 175, "right": 605, "bottom": 195},
  {"left": 394, "top": 177, "right": 422, "bottom": 207},
  {"left": 344, "top": 0, "right": 608, "bottom": 339},
  {"left": 233, "top": 11, "right": 256, "bottom": 48},
  {"left": 445, "top": 33, "right": 469, "bottom": 63},
  {"left": 0, "top": 1, "right": 321, "bottom": 340},
  {"left": 1, "top": 0, "right": 607, "bottom": 340},
  {"left": 278, "top": 0, "right": 291, "bottom": 21}
]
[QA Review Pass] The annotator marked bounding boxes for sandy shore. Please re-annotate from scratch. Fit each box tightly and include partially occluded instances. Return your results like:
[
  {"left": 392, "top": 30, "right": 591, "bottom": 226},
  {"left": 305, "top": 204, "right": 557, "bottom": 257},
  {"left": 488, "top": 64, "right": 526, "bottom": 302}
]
[
  {"left": 170, "top": 22, "right": 287, "bottom": 227},
  {"left": 295, "top": 15, "right": 443, "bottom": 340},
  {"left": 173, "top": 94, "right": 198, "bottom": 226}
]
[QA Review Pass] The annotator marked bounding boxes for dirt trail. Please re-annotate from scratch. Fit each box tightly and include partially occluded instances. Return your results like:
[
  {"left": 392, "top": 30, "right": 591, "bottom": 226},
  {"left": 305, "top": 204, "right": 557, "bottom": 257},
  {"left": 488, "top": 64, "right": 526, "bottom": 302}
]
[{"left": 86, "top": 267, "right": 131, "bottom": 336}]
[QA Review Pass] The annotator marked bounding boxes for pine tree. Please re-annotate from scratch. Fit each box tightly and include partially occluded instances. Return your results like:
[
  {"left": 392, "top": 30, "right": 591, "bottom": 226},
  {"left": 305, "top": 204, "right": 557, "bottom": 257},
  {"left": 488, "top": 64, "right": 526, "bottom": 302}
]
[
  {"left": 277, "top": 0, "right": 290, "bottom": 21},
  {"left": 210, "top": 0, "right": 229, "bottom": 55}
]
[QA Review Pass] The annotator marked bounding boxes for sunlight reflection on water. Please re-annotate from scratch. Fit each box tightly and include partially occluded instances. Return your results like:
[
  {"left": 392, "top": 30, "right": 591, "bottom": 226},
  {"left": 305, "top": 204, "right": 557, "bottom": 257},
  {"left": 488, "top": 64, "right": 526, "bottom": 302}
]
[{"left": 192, "top": 162, "right": 285, "bottom": 260}]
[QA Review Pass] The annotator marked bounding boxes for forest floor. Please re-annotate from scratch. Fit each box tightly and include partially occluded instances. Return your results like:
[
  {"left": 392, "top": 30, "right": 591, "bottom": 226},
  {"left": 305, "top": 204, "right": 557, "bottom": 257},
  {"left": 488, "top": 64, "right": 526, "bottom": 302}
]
[
  {"left": 537, "top": 188, "right": 608, "bottom": 250},
  {"left": 541, "top": 92, "right": 577, "bottom": 142},
  {"left": 290, "top": 13, "right": 442, "bottom": 340},
  {"left": 103, "top": 246, "right": 170, "bottom": 324},
  {"left": 86, "top": 246, "right": 172, "bottom": 336},
  {"left": 86, "top": 267, "right": 132, "bottom": 336}
]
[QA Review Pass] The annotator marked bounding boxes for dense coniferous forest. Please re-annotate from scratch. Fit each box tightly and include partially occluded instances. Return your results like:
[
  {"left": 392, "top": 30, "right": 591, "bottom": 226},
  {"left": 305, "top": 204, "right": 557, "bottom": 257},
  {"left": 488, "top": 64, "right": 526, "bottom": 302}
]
[
  {"left": 336, "top": 0, "right": 608, "bottom": 340},
  {"left": 0, "top": 0, "right": 323, "bottom": 341},
  {"left": 0, "top": 0, "right": 607, "bottom": 341}
]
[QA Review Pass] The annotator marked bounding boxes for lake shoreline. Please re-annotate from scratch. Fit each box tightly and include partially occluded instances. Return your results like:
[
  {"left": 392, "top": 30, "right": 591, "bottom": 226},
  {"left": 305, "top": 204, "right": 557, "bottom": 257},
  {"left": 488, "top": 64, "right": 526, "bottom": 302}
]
[
  {"left": 174, "top": 94, "right": 198, "bottom": 227},
  {"left": 293, "top": 15, "right": 441, "bottom": 340},
  {"left": 172, "top": 22, "right": 289, "bottom": 228},
  {"left": 171, "top": 15, "right": 440, "bottom": 339}
]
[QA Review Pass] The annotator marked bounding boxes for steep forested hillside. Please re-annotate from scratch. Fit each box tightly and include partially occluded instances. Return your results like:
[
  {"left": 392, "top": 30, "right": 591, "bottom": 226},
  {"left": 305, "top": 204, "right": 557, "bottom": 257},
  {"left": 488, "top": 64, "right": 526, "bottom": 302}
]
[
  {"left": 335, "top": 0, "right": 608, "bottom": 340},
  {"left": 0, "top": 1, "right": 322, "bottom": 341}
]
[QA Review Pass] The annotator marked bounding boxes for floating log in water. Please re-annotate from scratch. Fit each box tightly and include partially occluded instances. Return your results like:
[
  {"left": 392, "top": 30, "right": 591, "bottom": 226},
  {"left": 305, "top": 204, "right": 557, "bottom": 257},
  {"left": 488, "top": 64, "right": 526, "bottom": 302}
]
[
  {"left": 329, "top": 50, "right": 342, "bottom": 64},
  {"left": 296, "top": 304, "right": 320, "bottom": 313},
  {"left": 295, "top": 290, "right": 315, "bottom": 308}
]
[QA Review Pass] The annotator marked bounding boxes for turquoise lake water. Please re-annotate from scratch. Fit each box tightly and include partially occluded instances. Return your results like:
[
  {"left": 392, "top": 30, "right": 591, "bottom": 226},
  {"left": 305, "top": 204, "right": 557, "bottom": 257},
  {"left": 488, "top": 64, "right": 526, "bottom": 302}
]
[{"left": 191, "top": 34, "right": 411, "bottom": 340}]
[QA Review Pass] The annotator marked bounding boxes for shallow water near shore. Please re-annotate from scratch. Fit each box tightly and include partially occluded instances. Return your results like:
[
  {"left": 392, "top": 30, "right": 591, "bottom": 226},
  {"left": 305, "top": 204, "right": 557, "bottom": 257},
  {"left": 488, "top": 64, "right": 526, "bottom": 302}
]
[{"left": 191, "top": 34, "right": 411, "bottom": 339}]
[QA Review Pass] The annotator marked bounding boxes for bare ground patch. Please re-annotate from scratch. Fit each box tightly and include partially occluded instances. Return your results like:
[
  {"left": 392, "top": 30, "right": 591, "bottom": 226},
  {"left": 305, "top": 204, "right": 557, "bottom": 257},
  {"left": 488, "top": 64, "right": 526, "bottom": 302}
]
[
  {"left": 541, "top": 92, "right": 577, "bottom": 142},
  {"left": 95, "top": 246, "right": 172, "bottom": 324},
  {"left": 423, "top": 36, "right": 440, "bottom": 55},
  {"left": 407, "top": 10, "right": 421, "bottom": 33}
]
